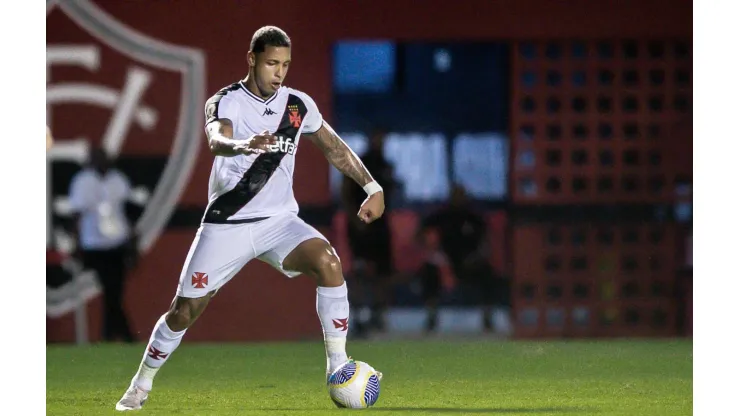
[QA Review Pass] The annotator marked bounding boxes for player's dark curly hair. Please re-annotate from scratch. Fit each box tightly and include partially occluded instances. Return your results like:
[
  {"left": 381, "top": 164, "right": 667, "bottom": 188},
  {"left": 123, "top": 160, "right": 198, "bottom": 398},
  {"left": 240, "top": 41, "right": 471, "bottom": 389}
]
[{"left": 250, "top": 26, "right": 291, "bottom": 54}]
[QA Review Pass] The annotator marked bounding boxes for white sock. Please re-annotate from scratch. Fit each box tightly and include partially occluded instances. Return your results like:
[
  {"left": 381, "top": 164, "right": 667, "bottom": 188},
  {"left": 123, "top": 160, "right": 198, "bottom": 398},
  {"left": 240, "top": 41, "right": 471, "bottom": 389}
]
[
  {"left": 131, "top": 314, "right": 187, "bottom": 391},
  {"left": 316, "top": 282, "right": 350, "bottom": 374}
]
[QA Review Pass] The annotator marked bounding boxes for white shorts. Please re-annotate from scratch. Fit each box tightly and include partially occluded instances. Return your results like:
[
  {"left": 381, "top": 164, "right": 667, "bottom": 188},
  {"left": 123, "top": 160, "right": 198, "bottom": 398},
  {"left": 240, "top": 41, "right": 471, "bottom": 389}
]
[{"left": 176, "top": 212, "right": 328, "bottom": 298}]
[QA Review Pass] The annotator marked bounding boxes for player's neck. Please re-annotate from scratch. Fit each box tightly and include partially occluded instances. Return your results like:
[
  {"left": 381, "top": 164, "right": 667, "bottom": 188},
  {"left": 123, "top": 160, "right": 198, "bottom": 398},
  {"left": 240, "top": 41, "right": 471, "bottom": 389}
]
[{"left": 242, "top": 75, "right": 275, "bottom": 101}]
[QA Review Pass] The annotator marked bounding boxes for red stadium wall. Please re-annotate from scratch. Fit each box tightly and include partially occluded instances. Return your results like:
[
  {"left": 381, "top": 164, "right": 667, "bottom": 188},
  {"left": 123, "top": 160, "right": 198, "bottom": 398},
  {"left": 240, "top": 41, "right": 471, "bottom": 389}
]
[{"left": 46, "top": 0, "right": 691, "bottom": 343}]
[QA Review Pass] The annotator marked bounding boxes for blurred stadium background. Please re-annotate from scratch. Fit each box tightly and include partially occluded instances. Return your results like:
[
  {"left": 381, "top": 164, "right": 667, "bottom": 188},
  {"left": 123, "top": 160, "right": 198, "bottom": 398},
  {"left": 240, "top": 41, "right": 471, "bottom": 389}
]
[
  {"left": 46, "top": 0, "right": 692, "bottom": 413},
  {"left": 47, "top": 0, "right": 692, "bottom": 343}
]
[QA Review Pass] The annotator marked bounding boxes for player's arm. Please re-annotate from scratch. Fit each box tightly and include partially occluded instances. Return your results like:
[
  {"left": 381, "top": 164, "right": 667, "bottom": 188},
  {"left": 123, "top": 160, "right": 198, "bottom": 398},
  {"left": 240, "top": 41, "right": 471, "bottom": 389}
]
[
  {"left": 205, "top": 119, "right": 276, "bottom": 157},
  {"left": 306, "top": 122, "right": 374, "bottom": 188},
  {"left": 305, "top": 122, "right": 385, "bottom": 223}
]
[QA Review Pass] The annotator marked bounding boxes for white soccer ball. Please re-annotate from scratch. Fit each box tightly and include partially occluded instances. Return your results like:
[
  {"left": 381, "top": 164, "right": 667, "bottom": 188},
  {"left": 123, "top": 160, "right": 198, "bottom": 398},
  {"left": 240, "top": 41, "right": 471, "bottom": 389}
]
[{"left": 327, "top": 360, "right": 382, "bottom": 409}]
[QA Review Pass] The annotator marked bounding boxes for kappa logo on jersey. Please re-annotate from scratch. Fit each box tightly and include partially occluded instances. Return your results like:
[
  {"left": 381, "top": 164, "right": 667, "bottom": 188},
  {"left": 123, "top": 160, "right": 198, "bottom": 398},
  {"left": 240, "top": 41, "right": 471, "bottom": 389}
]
[
  {"left": 191, "top": 272, "right": 209, "bottom": 289},
  {"left": 46, "top": 0, "right": 205, "bottom": 254},
  {"left": 262, "top": 108, "right": 277, "bottom": 116},
  {"left": 332, "top": 318, "right": 349, "bottom": 331},
  {"left": 267, "top": 135, "right": 298, "bottom": 155},
  {"left": 287, "top": 104, "right": 303, "bottom": 128}
]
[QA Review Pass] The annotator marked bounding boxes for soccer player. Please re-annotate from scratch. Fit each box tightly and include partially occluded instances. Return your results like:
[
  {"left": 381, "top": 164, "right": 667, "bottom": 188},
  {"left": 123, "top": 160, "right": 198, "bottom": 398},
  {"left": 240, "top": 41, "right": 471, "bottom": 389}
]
[{"left": 115, "top": 26, "right": 385, "bottom": 411}]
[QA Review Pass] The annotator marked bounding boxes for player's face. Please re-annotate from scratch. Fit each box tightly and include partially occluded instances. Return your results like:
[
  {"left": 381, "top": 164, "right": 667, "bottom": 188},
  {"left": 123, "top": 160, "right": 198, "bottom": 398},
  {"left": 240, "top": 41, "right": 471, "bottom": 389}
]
[{"left": 250, "top": 46, "right": 291, "bottom": 97}]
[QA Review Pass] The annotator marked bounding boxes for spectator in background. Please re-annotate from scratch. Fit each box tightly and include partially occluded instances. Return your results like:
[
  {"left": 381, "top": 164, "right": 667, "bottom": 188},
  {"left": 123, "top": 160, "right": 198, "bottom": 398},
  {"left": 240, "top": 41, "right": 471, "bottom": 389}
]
[
  {"left": 68, "top": 147, "right": 137, "bottom": 343},
  {"left": 341, "top": 129, "right": 397, "bottom": 336},
  {"left": 417, "top": 184, "right": 508, "bottom": 332}
]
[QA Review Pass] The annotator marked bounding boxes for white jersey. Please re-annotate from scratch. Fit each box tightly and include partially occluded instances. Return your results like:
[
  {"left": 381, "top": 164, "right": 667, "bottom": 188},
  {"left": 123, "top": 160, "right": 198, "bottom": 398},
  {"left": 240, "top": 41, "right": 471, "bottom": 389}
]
[{"left": 202, "top": 82, "right": 323, "bottom": 223}]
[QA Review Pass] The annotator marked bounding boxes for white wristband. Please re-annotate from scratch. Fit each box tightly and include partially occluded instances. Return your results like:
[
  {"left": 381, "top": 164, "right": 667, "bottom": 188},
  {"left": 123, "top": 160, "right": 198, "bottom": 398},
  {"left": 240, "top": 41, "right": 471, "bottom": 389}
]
[{"left": 363, "top": 181, "right": 383, "bottom": 196}]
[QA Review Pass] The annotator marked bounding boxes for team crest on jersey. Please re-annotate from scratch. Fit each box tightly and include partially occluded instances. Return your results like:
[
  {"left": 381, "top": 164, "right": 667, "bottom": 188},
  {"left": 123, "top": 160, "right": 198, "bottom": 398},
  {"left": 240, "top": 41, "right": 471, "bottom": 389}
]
[
  {"left": 46, "top": 0, "right": 205, "bottom": 254},
  {"left": 287, "top": 104, "right": 302, "bottom": 128}
]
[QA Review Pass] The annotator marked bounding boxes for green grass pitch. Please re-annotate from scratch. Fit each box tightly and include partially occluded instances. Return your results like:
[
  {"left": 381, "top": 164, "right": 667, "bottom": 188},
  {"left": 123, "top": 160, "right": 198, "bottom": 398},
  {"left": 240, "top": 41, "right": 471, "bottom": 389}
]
[{"left": 47, "top": 339, "right": 691, "bottom": 415}]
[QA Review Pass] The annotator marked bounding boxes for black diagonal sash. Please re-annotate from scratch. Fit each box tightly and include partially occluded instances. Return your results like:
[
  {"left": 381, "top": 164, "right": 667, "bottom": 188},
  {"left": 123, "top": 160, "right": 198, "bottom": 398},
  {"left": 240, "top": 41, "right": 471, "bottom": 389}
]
[{"left": 203, "top": 94, "right": 307, "bottom": 224}]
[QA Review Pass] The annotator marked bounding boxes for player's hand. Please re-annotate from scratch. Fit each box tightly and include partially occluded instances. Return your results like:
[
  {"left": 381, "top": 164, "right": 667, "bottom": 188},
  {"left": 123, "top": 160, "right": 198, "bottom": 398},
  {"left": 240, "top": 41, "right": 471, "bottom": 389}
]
[
  {"left": 236, "top": 130, "right": 277, "bottom": 154},
  {"left": 357, "top": 192, "right": 385, "bottom": 224}
]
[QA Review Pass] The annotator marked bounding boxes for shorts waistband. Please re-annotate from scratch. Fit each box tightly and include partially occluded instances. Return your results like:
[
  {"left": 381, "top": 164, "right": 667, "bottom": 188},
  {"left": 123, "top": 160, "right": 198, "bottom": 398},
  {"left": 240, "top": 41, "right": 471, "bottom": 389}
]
[{"left": 202, "top": 216, "right": 270, "bottom": 225}]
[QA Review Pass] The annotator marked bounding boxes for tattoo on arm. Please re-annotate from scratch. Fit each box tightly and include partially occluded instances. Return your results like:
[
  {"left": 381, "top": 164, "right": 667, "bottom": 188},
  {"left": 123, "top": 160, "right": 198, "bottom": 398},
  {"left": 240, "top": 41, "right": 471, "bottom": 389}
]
[
  {"left": 307, "top": 122, "right": 374, "bottom": 187},
  {"left": 205, "top": 119, "right": 244, "bottom": 157}
]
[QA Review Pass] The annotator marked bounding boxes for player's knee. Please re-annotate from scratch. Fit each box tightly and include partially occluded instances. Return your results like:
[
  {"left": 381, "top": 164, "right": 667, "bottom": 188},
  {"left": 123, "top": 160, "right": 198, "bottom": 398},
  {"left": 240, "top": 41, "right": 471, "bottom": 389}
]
[
  {"left": 166, "top": 297, "right": 206, "bottom": 331},
  {"left": 314, "top": 249, "right": 343, "bottom": 286},
  {"left": 165, "top": 309, "right": 190, "bottom": 332}
]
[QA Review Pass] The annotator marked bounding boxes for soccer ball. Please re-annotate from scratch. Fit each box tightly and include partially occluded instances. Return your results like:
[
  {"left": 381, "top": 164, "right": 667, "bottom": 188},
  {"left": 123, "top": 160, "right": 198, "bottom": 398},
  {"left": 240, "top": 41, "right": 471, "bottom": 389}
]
[{"left": 327, "top": 360, "right": 382, "bottom": 408}]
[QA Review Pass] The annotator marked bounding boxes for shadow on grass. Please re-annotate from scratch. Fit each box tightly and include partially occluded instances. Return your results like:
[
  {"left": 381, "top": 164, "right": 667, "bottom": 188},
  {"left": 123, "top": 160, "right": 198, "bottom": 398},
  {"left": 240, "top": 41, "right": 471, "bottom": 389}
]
[
  {"left": 370, "top": 407, "right": 590, "bottom": 414},
  {"left": 260, "top": 406, "right": 593, "bottom": 413}
]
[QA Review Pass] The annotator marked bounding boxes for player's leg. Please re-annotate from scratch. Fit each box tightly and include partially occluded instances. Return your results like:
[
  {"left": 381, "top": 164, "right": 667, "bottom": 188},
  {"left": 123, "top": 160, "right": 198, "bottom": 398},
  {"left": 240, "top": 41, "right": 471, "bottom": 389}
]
[
  {"left": 130, "top": 223, "right": 255, "bottom": 389},
  {"left": 255, "top": 214, "right": 350, "bottom": 376},
  {"left": 280, "top": 237, "right": 350, "bottom": 376},
  {"left": 127, "top": 294, "right": 214, "bottom": 390},
  {"left": 115, "top": 293, "right": 215, "bottom": 411},
  {"left": 116, "top": 223, "right": 254, "bottom": 411}
]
